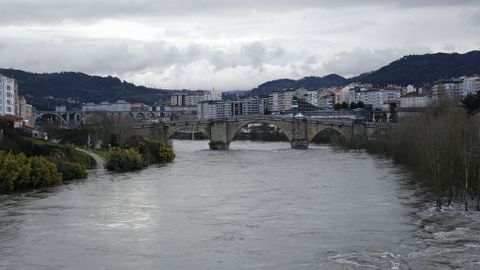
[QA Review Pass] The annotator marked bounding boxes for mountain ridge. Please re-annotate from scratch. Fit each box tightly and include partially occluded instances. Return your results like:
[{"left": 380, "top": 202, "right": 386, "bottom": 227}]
[
  {"left": 248, "top": 50, "right": 480, "bottom": 96},
  {"left": 2, "top": 50, "right": 480, "bottom": 110}
]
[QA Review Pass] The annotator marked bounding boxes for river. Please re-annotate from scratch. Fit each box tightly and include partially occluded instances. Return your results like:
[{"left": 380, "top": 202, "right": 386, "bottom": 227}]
[{"left": 1, "top": 140, "right": 479, "bottom": 269}]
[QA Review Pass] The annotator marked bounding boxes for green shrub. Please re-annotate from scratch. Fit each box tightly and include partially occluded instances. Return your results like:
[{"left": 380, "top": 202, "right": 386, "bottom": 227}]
[
  {"left": 55, "top": 161, "right": 88, "bottom": 180},
  {"left": 29, "top": 157, "right": 62, "bottom": 187},
  {"left": 0, "top": 151, "right": 20, "bottom": 193},
  {"left": 137, "top": 139, "right": 175, "bottom": 165},
  {"left": 105, "top": 148, "right": 144, "bottom": 172},
  {"left": 0, "top": 137, "right": 96, "bottom": 169},
  {"left": 0, "top": 151, "right": 62, "bottom": 193}
]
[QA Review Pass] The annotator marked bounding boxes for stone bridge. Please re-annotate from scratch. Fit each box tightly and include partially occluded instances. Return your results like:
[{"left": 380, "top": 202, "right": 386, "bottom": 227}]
[
  {"left": 141, "top": 116, "right": 386, "bottom": 150},
  {"left": 35, "top": 110, "right": 159, "bottom": 127}
]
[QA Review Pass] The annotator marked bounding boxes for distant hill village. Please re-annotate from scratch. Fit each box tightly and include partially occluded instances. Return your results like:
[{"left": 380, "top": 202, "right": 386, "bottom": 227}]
[
  {"left": 1, "top": 71, "right": 480, "bottom": 133},
  {"left": 171, "top": 75, "right": 480, "bottom": 121}
]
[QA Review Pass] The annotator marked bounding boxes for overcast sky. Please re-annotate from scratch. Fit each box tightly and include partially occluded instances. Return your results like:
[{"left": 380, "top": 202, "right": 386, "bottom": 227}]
[{"left": 1, "top": 0, "right": 479, "bottom": 90}]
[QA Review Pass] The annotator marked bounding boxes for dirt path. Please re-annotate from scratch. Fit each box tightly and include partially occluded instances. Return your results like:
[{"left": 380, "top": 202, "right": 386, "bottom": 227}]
[{"left": 76, "top": 148, "right": 105, "bottom": 169}]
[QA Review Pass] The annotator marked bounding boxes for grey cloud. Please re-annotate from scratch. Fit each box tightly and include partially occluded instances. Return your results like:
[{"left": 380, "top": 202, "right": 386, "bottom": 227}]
[
  {"left": 1, "top": 0, "right": 479, "bottom": 24},
  {"left": 0, "top": 36, "right": 297, "bottom": 77},
  {"left": 466, "top": 10, "right": 480, "bottom": 26}
]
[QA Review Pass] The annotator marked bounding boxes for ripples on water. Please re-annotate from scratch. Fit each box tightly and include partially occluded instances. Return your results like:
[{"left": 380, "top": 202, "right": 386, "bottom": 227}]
[{"left": 0, "top": 140, "right": 479, "bottom": 269}]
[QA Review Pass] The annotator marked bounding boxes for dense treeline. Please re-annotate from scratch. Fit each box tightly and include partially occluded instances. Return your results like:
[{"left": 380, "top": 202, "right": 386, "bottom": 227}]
[
  {"left": 105, "top": 138, "right": 175, "bottom": 172},
  {"left": 370, "top": 97, "right": 480, "bottom": 210},
  {"left": 0, "top": 151, "right": 62, "bottom": 193}
]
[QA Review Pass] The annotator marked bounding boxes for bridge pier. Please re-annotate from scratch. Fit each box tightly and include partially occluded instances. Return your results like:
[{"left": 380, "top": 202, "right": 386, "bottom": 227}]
[
  {"left": 209, "top": 140, "right": 230, "bottom": 150},
  {"left": 290, "top": 138, "right": 310, "bottom": 150},
  {"left": 208, "top": 120, "right": 232, "bottom": 150}
]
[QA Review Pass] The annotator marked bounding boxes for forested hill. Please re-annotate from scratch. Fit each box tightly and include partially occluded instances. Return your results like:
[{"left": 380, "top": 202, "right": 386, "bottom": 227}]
[
  {"left": 249, "top": 74, "right": 348, "bottom": 96},
  {"left": 249, "top": 50, "right": 480, "bottom": 96},
  {"left": 352, "top": 51, "right": 480, "bottom": 86},
  {"left": 0, "top": 69, "right": 176, "bottom": 110}
]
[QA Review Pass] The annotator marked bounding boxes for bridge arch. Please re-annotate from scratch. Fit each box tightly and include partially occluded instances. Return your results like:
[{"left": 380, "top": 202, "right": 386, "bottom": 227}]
[
  {"left": 227, "top": 119, "right": 294, "bottom": 143},
  {"left": 166, "top": 124, "right": 209, "bottom": 139},
  {"left": 308, "top": 125, "right": 351, "bottom": 145},
  {"left": 35, "top": 113, "right": 69, "bottom": 127}
]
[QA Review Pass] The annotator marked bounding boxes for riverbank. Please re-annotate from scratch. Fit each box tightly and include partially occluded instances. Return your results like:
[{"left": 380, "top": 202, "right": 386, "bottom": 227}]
[{"left": 0, "top": 125, "right": 96, "bottom": 192}]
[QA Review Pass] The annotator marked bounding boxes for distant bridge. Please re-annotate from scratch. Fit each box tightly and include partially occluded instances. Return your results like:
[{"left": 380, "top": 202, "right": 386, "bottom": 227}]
[
  {"left": 35, "top": 110, "right": 160, "bottom": 127},
  {"left": 35, "top": 111, "right": 391, "bottom": 150},
  {"left": 136, "top": 116, "right": 390, "bottom": 150}
]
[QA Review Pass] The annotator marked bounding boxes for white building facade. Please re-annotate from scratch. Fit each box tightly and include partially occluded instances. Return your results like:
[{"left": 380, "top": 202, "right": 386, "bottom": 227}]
[
  {"left": 461, "top": 76, "right": 480, "bottom": 97},
  {"left": 0, "top": 74, "right": 18, "bottom": 116},
  {"left": 269, "top": 89, "right": 297, "bottom": 113},
  {"left": 432, "top": 79, "right": 463, "bottom": 101},
  {"left": 197, "top": 97, "right": 266, "bottom": 120},
  {"left": 400, "top": 93, "right": 433, "bottom": 108},
  {"left": 351, "top": 89, "right": 401, "bottom": 109},
  {"left": 82, "top": 100, "right": 132, "bottom": 112},
  {"left": 171, "top": 90, "right": 222, "bottom": 107}
]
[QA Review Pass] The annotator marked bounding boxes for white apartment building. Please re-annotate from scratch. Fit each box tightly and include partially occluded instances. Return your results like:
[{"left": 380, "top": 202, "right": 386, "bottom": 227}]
[
  {"left": 270, "top": 89, "right": 296, "bottom": 112},
  {"left": 197, "top": 100, "right": 230, "bottom": 120},
  {"left": 462, "top": 76, "right": 480, "bottom": 97},
  {"left": 432, "top": 79, "right": 463, "bottom": 100},
  {"left": 351, "top": 89, "right": 401, "bottom": 109},
  {"left": 0, "top": 74, "right": 18, "bottom": 116},
  {"left": 305, "top": 90, "right": 319, "bottom": 107},
  {"left": 171, "top": 90, "right": 222, "bottom": 107},
  {"left": 170, "top": 94, "right": 186, "bottom": 106},
  {"left": 82, "top": 100, "right": 132, "bottom": 112},
  {"left": 197, "top": 97, "right": 266, "bottom": 120},
  {"left": 432, "top": 76, "right": 480, "bottom": 101},
  {"left": 400, "top": 93, "right": 433, "bottom": 108},
  {"left": 317, "top": 89, "right": 335, "bottom": 109},
  {"left": 406, "top": 84, "right": 416, "bottom": 95}
]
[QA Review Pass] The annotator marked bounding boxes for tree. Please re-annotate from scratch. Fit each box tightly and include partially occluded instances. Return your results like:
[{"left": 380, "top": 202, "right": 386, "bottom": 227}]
[{"left": 463, "top": 93, "right": 480, "bottom": 114}]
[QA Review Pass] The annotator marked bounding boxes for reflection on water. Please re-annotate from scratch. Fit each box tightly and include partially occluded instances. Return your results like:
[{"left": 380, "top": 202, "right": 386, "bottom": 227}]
[{"left": 0, "top": 140, "right": 479, "bottom": 269}]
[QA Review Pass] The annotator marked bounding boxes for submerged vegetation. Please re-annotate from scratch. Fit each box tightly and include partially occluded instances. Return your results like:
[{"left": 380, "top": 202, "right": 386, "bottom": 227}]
[
  {"left": 368, "top": 97, "right": 480, "bottom": 211},
  {"left": 105, "top": 148, "right": 144, "bottom": 172},
  {"left": 105, "top": 138, "right": 175, "bottom": 172}
]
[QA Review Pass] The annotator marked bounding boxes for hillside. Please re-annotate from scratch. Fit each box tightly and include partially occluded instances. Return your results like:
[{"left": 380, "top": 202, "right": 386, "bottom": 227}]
[
  {"left": 249, "top": 74, "right": 348, "bottom": 96},
  {"left": 351, "top": 51, "right": 480, "bottom": 86},
  {"left": 0, "top": 69, "right": 175, "bottom": 110},
  {"left": 249, "top": 50, "right": 480, "bottom": 96}
]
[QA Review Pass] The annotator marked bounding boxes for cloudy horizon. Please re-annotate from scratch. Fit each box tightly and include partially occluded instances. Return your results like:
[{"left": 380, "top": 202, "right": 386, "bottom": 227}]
[{"left": 1, "top": 0, "right": 479, "bottom": 90}]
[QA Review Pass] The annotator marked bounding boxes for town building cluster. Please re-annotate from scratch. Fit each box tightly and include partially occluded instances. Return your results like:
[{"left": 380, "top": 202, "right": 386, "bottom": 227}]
[
  {"left": 0, "top": 73, "right": 36, "bottom": 127},
  {"left": 81, "top": 100, "right": 153, "bottom": 112},
  {"left": 2, "top": 70, "right": 480, "bottom": 126},
  {"left": 165, "top": 75, "right": 480, "bottom": 121}
]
